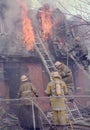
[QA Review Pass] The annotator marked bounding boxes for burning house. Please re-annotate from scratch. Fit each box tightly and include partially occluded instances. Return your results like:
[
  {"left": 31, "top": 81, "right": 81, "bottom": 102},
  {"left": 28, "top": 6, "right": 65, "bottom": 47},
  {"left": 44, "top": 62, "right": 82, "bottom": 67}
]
[{"left": 0, "top": 0, "right": 90, "bottom": 129}]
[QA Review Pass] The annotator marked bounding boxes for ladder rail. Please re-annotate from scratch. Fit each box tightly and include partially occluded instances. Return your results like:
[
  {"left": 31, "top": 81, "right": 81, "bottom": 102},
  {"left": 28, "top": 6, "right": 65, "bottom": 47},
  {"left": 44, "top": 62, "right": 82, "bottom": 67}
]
[
  {"left": 66, "top": 104, "right": 76, "bottom": 121},
  {"left": 35, "top": 44, "right": 51, "bottom": 76},
  {"left": 73, "top": 102, "right": 83, "bottom": 119}
]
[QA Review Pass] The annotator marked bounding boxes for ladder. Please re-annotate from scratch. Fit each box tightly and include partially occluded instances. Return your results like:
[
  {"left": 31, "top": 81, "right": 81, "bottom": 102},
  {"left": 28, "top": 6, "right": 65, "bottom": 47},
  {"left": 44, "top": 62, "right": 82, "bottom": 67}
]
[
  {"left": 35, "top": 36, "right": 57, "bottom": 78},
  {"left": 34, "top": 35, "right": 84, "bottom": 122},
  {"left": 66, "top": 101, "right": 83, "bottom": 122}
]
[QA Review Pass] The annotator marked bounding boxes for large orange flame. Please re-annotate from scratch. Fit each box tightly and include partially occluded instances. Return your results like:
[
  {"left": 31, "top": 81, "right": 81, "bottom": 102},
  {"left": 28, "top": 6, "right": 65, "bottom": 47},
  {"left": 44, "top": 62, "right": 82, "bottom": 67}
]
[
  {"left": 40, "top": 4, "right": 53, "bottom": 40},
  {"left": 20, "top": 0, "right": 35, "bottom": 50}
]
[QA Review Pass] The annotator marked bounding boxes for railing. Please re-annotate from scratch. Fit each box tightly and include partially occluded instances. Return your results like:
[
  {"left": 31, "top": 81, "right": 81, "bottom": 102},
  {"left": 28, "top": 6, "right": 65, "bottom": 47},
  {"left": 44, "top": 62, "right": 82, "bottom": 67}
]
[{"left": 0, "top": 96, "right": 90, "bottom": 130}]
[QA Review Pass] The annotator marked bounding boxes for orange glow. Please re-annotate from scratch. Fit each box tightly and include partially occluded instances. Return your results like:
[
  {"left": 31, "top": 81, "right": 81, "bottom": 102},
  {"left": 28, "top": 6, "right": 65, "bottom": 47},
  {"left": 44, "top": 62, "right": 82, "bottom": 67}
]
[
  {"left": 40, "top": 5, "right": 53, "bottom": 40},
  {"left": 20, "top": 0, "right": 35, "bottom": 50}
]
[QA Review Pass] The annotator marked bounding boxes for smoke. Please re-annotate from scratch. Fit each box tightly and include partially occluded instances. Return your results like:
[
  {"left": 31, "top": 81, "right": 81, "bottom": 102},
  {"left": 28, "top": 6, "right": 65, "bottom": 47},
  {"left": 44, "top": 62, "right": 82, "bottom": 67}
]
[
  {"left": 0, "top": 0, "right": 27, "bottom": 55},
  {"left": 0, "top": 0, "right": 21, "bottom": 34},
  {"left": 26, "top": 0, "right": 41, "bottom": 10},
  {"left": 0, "top": 0, "right": 8, "bottom": 20}
]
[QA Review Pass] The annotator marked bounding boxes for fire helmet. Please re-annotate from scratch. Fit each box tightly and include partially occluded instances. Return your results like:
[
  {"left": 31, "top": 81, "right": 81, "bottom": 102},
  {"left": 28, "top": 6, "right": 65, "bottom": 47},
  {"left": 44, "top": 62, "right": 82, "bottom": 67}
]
[
  {"left": 55, "top": 61, "right": 62, "bottom": 68},
  {"left": 51, "top": 71, "right": 61, "bottom": 78},
  {"left": 21, "top": 75, "right": 28, "bottom": 82}
]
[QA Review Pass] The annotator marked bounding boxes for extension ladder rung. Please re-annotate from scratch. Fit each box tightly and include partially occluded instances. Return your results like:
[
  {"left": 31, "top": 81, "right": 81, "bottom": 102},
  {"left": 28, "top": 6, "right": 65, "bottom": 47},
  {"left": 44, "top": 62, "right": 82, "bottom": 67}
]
[
  {"left": 73, "top": 118, "right": 83, "bottom": 122},
  {"left": 48, "top": 66, "right": 55, "bottom": 68},
  {"left": 45, "top": 60, "right": 52, "bottom": 62},
  {"left": 70, "top": 109, "right": 79, "bottom": 112}
]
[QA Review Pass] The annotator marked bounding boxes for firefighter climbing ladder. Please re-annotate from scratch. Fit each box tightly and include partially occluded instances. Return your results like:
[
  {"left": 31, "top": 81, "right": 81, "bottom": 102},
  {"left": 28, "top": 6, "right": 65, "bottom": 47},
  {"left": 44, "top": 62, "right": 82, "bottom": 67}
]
[{"left": 34, "top": 34, "right": 84, "bottom": 123}]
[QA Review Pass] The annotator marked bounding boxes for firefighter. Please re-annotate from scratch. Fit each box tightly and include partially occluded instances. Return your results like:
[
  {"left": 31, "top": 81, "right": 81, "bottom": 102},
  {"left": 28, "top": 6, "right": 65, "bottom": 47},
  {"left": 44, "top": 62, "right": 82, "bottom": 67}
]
[
  {"left": 45, "top": 71, "right": 68, "bottom": 130},
  {"left": 55, "top": 61, "right": 74, "bottom": 101},
  {"left": 17, "top": 75, "right": 41, "bottom": 130}
]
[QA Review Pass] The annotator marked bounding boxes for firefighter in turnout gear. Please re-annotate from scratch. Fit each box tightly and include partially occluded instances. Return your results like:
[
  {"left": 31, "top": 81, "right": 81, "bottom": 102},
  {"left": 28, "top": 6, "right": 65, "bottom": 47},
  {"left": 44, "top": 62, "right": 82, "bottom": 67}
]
[
  {"left": 45, "top": 71, "right": 68, "bottom": 129},
  {"left": 17, "top": 75, "right": 41, "bottom": 130},
  {"left": 55, "top": 61, "right": 74, "bottom": 101},
  {"left": 18, "top": 75, "right": 38, "bottom": 101}
]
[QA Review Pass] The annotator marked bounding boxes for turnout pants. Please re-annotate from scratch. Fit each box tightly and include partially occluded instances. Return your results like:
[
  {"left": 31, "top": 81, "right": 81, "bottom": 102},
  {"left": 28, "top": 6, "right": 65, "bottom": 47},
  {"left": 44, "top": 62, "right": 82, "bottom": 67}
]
[{"left": 52, "top": 110, "right": 67, "bottom": 125}]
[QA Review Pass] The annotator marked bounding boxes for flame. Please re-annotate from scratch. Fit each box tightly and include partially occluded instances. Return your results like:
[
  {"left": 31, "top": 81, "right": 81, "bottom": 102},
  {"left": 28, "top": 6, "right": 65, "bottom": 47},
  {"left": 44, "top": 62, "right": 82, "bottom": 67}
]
[
  {"left": 20, "top": 0, "right": 35, "bottom": 50},
  {"left": 40, "top": 5, "right": 53, "bottom": 40}
]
